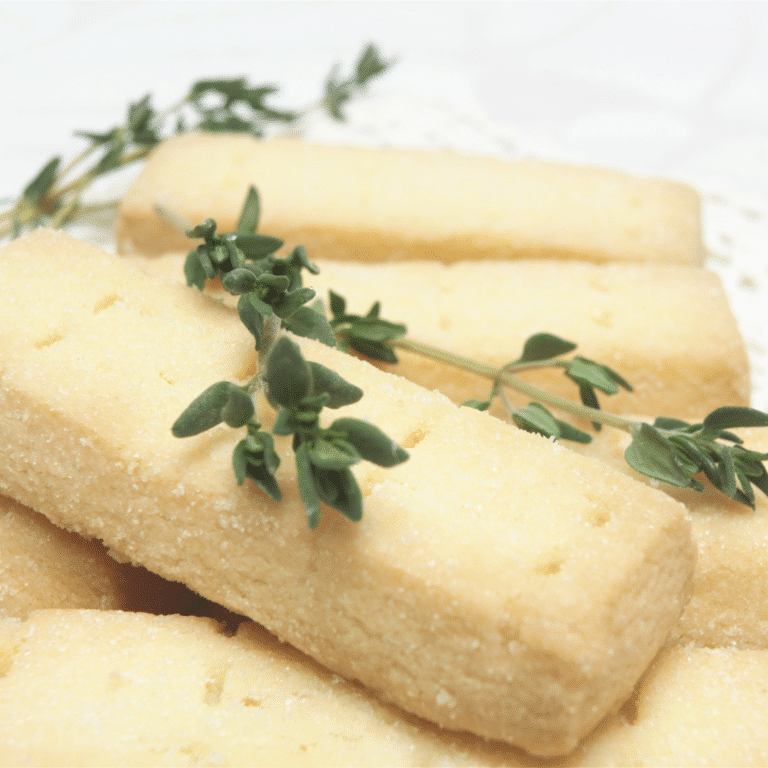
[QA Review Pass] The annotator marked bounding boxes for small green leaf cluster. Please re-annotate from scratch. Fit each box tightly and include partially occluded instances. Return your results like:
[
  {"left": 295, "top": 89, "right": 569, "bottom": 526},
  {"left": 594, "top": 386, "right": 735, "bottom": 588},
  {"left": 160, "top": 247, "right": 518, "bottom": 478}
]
[
  {"left": 323, "top": 43, "right": 392, "bottom": 120},
  {"left": 173, "top": 336, "right": 408, "bottom": 529},
  {"left": 265, "top": 337, "right": 408, "bottom": 528},
  {"left": 171, "top": 381, "right": 282, "bottom": 503},
  {"left": 1, "top": 42, "right": 392, "bottom": 239},
  {"left": 454, "top": 332, "right": 768, "bottom": 507},
  {"left": 328, "top": 290, "right": 407, "bottom": 363},
  {"left": 183, "top": 188, "right": 335, "bottom": 351},
  {"left": 463, "top": 332, "right": 631, "bottom": 442},
  {"left": 185, "top": 81, "right": 298, "bottom": 136},
  {"left": 514, "top": 333, "right": 633, "bottom": 427},
  {"left": 563, "top": 357, "right": 633, "bottom": 425},
  {"left": 174, "top": 192, "right": 407, "bottom": 528},
  {"left": 626, "top": 407, "right": 768, "bottom": 507}
]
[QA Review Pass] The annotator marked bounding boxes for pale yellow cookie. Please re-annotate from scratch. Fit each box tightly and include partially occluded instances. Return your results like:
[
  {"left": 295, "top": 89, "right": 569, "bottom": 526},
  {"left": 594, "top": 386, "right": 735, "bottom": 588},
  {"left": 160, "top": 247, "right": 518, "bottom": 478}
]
[
  {"left": 116, "top": 134, "right": 703, "bottom": 265},
  {"left": 129, "top": 253, "right": 750, "bottom": 419},
  {"left": 0, "top": 229, "right": 695, "bottom": 755},
  {"left": 0, "top": 494, "right": 128, "bottom": 618},
  {"left": 1, "top": 611, "right": 766, "bottom": 766},
  {"left": 0, "top": 493, "right": 248, "bottom": 622}
]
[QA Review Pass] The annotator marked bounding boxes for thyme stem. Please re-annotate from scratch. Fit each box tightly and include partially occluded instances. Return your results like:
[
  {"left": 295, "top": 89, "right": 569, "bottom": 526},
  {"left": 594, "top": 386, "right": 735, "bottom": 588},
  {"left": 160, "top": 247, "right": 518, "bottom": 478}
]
[{"left": 390, "top": 337, "right": 636, "bottom": 433}]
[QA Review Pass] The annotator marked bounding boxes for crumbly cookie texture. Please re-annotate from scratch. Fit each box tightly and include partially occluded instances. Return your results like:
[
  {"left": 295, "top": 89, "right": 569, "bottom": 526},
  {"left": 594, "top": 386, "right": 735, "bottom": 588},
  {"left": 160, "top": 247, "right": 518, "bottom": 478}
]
[
  {"left": 1, "top": 611, "right": 766, "bottom": 766},
  {"left": 0, "top": 229, "right": 695, "bottom": 755},
  {"left": 132, "top": 252, "right": 750, "bottom": 419},
  {"left": 115, "top": 134, "right": 703, "bottom": 265}
]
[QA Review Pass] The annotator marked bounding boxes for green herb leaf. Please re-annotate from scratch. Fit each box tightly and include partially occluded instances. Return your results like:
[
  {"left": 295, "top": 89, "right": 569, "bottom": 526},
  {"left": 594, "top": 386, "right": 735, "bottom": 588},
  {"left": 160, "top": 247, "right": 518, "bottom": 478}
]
[
  {"left": 231, "top": 233, "right": 284, "bottom": 260},
  {"left": 511, "top": 402, "right": 561, "bottom": 439},
  {"left": 281, "top": 305, "right": 337, "bottom": 348},
  {"left": 233, "top": 430, "right": 282, "bottom": 502},
  {"left": 566, "top": 357, "right": 621, "bottom": 395},
  {"left": 625, "top": 423, "right": 692, "bottom": 488},
  {"left": 329, "top": 292, "right": 407, "bottom": 362},
  {"left": 22, "top": 157, "right": 60, "bottom": 205},
  {"left": 222, "top": 267, "right": 259, "bottom": 295},
  {"left": 186, "top": 218, "right": 217, "bottom": 241},
  {"left": 462, "top": 398, "right": 493, "bottom": 411},
  {"left": 314, "top": 466, "right": 364, "bottom": 522},
  {"left": 264, "top": 337, "right": 312, "bottom": 408},
  {"left": 295, "top": 442, "right": 321, "bottom": 528},
  {"left": 718, "top": 446, "right": 739, "bottom": 499},
  {"left": 355, "top": 43, "right": 390, "bottom": 84},
  {"left": 236, "top": 185, "right": 260, "bottom": 235},
  {"left": 556, "top": 420, "right": 594, "bottom": 444},
  {"left": 237, "top": 293, "right": 272, "bottom": 349},
  {"left": 518, "top": 333, "right": 577, "bottom": 363},
  {"left": 307, "top": 363, "right": 363, "bottom": 408},
  {"left": 330, "top": 417, "right": 409, "bottom": 467},
  {"left": 272, "top": 286, "right": 317, "bottom": 320},
  {"left": 184, "top": 249, "right": 208, "bottom": 291},
  {"left": 308, "top": 438, "right": 361, "bottom": 470},
  {"left": 172, "top": 381, "right": 253, "bottom": 437},
  {"left": 703, "top": 406, "right": 768, "bottom": 431},
  {"left": 329, "top": 290, "right": 346, "bottom": 317},
  {"left": 220, "top": 386, "right": 256, "bottom": 429},
  {"left": 654, "top": 416, "right": 693, "bottom": 431},
  {"left": 287, "top": 245, "right": 320, "bottom": 277}
]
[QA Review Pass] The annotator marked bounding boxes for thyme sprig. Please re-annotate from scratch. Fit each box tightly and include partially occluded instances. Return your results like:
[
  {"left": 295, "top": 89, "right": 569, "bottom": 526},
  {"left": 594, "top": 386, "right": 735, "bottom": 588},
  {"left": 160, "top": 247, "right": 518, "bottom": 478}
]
[
  {"left": 328, "top": 289, "right": 407, "bottom": 363},
  {"left": 321, "top": 288, "right": 768, "bottom": 508},
  {"left": 172, "top": 196, "right": 408, "bottom": 528},
  {"left": 1, "top": 43, "right": 391, "bottom": 240},
  {"left": 384, "top": 332, "right": 768, "bottom": 507},
  {"left": 174, "top": 184, "right": 768, "bottom": 516},
  {"left": 176, "top": 180, "right": 768, "bottom": 517}
]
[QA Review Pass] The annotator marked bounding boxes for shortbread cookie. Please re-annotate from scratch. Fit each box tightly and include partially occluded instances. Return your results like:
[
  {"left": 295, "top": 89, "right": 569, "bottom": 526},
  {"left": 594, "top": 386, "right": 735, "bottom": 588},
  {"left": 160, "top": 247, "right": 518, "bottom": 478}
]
[
  {"left": 1, "top": 611, "right": 766, "bottom": 766},
  {"left": 130, "top": 253, "right": 749, "bottom": 419},
  {"left": 571, "top": 424, "right": 768, "bottom": 649},
  {"left": 0, "top": 229, "right": 695, "bottom": 756},
  {"left": 133, "top": 250, "right": 765, "bottom": 649},
  {"left": 116, "top": 134, "right": 703, "bottom": 265}
]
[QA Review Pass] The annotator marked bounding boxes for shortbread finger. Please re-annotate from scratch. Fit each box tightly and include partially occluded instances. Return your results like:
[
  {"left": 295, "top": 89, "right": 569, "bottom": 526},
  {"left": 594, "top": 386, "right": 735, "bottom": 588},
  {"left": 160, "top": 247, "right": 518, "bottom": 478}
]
[
  {"left": 0, "top": 494, "right": 129, "bottom": 618},
  {"left": 1, "top": 611, "right": 766, "bottom": 766},
  {"left": 0, "top": 229, "right": 695, "bottom": 756},
  {"left": 116, "top": 134, "right": 703, "bottom": 265},
  {"left": 130, "top": 253, "right": 749, "bottom": 419}
]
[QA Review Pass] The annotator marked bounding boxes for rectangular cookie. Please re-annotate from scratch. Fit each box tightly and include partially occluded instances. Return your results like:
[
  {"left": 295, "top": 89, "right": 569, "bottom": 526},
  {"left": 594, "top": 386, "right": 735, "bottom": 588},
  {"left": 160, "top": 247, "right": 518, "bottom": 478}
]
[
  {"left": 1, "top": 611, "right": 766, "bottom": 766},
  {"left": 115, "top": 134, "right": 703, "bottom": 265},
  {"left": 0, "top": 229, "right": 695, "bottom": 756},
  {"left": 130, "top": 254, "right": 764, "bottom": 648},
  {"left": 130, "top": 253, "right": 750, "bottom": 419}
]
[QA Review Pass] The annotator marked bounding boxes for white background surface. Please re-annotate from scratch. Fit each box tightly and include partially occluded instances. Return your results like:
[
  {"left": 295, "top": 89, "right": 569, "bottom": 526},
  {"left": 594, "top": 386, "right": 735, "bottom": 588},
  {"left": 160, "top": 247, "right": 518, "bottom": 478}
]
[
  {"left": 3, "top": 1, "right": 768, "bottom": 195},
  {"left": 2, "top": 0, "right": 767, "bottom": 408}
]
